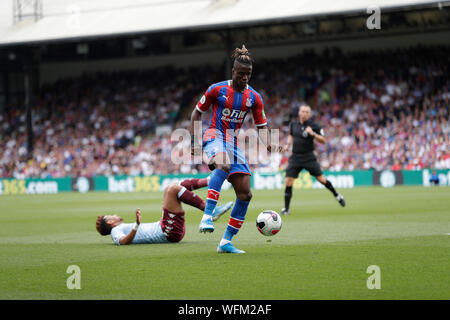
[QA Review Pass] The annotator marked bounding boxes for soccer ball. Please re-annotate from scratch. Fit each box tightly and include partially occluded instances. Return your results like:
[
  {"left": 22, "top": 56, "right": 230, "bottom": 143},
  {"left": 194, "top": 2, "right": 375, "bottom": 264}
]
[{"left": 256, "top": 210, "right": 282, "bottom": 236}]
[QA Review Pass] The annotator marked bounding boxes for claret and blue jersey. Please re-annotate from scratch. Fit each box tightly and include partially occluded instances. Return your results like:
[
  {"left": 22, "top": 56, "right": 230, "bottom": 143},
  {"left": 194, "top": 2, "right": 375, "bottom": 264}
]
[{"left": 196, "top": 80, "right": 267, "bottom": 178}]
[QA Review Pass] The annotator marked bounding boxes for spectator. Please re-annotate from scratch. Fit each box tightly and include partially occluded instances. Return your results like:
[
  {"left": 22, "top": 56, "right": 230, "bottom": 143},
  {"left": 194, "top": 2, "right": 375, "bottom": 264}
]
[{"left": 429, "top": 170, "right": 440, "bottom": 185}]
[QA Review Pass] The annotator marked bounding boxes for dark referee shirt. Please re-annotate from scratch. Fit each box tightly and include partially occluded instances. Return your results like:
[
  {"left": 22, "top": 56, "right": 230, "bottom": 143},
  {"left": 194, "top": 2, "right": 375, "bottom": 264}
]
[{"left": 290, "top": 119, "right": 324, "bottom": 159}]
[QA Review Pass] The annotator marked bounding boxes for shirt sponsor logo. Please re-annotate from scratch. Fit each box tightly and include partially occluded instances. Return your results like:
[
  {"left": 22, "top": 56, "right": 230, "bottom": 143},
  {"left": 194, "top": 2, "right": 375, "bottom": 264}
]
[{"left": 221, "top": 108, "right": 248, "bottom": 123}]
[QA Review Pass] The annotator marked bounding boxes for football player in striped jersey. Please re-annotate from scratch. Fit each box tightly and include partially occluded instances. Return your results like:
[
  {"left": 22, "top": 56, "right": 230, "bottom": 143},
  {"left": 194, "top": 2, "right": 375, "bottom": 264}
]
[{"left": 190, "top": 45, "right": 281, "bottom": 253}]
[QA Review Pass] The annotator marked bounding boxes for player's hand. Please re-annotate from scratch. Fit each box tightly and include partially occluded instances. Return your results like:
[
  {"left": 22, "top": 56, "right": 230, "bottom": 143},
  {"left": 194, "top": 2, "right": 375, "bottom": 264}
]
[
  {"left": 136, "top": 208, "right": 141, "bottom": 225},
  {"left": 305, "top": 126, "right": 314, "bottom": 136},
  {"left": 283, "top": 144, "right": 290, "bottom": 152}
]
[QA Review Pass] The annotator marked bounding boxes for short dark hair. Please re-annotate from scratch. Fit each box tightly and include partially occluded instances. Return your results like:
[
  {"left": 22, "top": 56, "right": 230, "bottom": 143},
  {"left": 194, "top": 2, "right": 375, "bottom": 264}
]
[
  {"left": 232, "top": 44, "right": 253, "bottom": 66},
  {"left": 96, "top": 215, "right": 112, "bottom": 236}
]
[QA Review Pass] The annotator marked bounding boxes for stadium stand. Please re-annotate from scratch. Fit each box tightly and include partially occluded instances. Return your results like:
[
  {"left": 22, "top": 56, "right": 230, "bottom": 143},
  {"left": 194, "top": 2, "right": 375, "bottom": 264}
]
[
  {"left": 1, "top": 45, "right": 448, "bottom": 178},
  {"left": 1, "top": 1, "right": 448, "bottom": 179},
  {"left": 1, "top": 0, "right": 438, "bottom": 45}
]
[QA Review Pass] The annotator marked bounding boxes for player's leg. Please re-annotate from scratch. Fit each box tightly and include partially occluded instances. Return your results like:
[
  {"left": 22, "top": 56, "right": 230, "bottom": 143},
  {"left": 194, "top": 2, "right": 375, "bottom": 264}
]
[
  {"left": 281, "top": 156, "right": 302, "bottom": 215},
  {"left": 178, "top": 177, "right": 233, "bottom": 220},
  {"left": 161, "top": 184, "right": 186, "bottom": 243},
  {"left": 313, "top": 168, "right": 345, "bottom": 207},
  {"left": 281, "top": 176, "right": 295, "bottom": 215},
  {"left": 200, "top": 140, "right": 232, "bottom": 233},
  {"left": 179, "top": 177, "right": 209, "bottom": 191},
  {"left": 217, "top": 173, "right": 251, "bottom": 254},
  {"left": 163, "top": 183, "right": 188, "bottom": 213},
  {"left": 164, "top": 182, "right": 233, "bottom": 217}
]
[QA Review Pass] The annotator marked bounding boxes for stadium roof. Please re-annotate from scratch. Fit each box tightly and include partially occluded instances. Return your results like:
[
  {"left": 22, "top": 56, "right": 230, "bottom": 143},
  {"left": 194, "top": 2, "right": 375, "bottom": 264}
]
[{"left": 0, "top": 0, "right": 444, "bottom": 46}]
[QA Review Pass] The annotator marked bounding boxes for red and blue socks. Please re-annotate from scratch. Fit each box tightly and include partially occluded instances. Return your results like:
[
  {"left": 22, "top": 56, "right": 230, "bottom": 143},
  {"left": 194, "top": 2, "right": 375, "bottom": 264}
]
[
  {"left": 202, "top": 169, "right": 228, "bottom": 221},
  {"left": 220, "top": 198, "right": 249, "bottom": 245}
]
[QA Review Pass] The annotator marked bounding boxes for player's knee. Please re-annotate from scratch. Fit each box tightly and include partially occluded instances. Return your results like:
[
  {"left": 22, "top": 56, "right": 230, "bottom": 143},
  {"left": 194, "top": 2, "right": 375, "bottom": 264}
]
[
  {"left": 237, "top": 190, "right": 252, "bottom": 202},
  {"left": 165, "top": 183, "right": 181, "bottom": 197},
  {"left": 285, "top": 178, "right": 294, "bottom": 187},
  {"left": 215, "top": 163, "right": 231, "bottom": 173},
  {"left": 211, "top": 153, "right": 231, "bottom": 173}
]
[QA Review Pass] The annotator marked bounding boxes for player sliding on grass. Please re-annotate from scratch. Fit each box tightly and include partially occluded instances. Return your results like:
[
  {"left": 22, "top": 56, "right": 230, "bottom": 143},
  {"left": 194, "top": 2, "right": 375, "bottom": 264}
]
[
  {"left": 190, "top": 45, "right": 282, "bottom": 254},
  {"left": 95, "top": 177, "right": 233, "bottom": 245}
]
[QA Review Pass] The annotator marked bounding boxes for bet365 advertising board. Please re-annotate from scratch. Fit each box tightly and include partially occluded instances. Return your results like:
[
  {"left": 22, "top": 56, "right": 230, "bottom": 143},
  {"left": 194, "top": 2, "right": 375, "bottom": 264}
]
[{"left": 0, "top": 169, "right": 448, "bottom": 195}]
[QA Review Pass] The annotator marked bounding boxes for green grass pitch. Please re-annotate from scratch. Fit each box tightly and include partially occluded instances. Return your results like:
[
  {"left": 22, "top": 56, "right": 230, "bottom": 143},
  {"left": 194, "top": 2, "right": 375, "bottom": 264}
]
[{"left": 0, "top": 186, "right": 448, "bottom": 300}]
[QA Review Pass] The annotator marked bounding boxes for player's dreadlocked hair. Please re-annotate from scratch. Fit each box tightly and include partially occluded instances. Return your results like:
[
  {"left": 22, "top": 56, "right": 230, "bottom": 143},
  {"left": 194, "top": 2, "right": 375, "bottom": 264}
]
[
  {"left": 96, "top": 215, "right": 112, "bottom": 236},
  {"left": 232, "top": 44, "right": 253, "bottom": 65}
]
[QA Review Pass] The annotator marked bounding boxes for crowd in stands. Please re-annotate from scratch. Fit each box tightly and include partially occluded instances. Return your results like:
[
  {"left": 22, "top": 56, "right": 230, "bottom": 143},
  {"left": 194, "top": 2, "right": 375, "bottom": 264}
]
[{"left": 0, "top": 45, "right": 449, "bottom": 179}]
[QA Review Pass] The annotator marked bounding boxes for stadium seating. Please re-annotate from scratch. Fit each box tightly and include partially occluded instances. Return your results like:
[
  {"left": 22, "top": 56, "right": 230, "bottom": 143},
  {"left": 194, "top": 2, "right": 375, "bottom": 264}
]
[{"left": 0, "top": 45, "right": 448, "bottom": 178}]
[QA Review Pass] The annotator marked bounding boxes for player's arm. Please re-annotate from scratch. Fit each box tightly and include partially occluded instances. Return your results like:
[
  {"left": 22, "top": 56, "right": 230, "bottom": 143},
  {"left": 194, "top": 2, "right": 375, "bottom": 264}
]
[
  {"left": 284, "top": 134, "right": 293, "bottom": 152},
  {"left": 306, "top": 126, "right": 326, "bottom": 144},
  {"left": 253, "top": 93, "right": 282, "bottom": 152},
  {"left": 283, "top": 122, "right": 294, "bottom": 152},
  {"left": 190, "top": 86, "right": 216, "bottom": 154},
  {"left": 119, "top": 208, "right": 142, "bottom": 245}
]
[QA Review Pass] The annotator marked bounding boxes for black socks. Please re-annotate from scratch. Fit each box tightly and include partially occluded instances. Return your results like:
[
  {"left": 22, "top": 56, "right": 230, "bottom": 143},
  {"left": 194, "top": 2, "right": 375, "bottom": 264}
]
[
  {"left": 285, "top": 180, "right": 337, "bottom": 211},
  {"left": 324, "top": 180, "right": 338, "bottom": 197},
  {"left": 284, "top": 186, "right": 292, "bottom": 210}
]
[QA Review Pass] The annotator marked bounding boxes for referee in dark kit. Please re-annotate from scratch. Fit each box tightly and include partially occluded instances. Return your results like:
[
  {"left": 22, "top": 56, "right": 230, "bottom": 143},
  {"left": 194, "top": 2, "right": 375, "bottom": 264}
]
[{"left": 281, "top": 104, "right": 345, "bottom": 215}]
